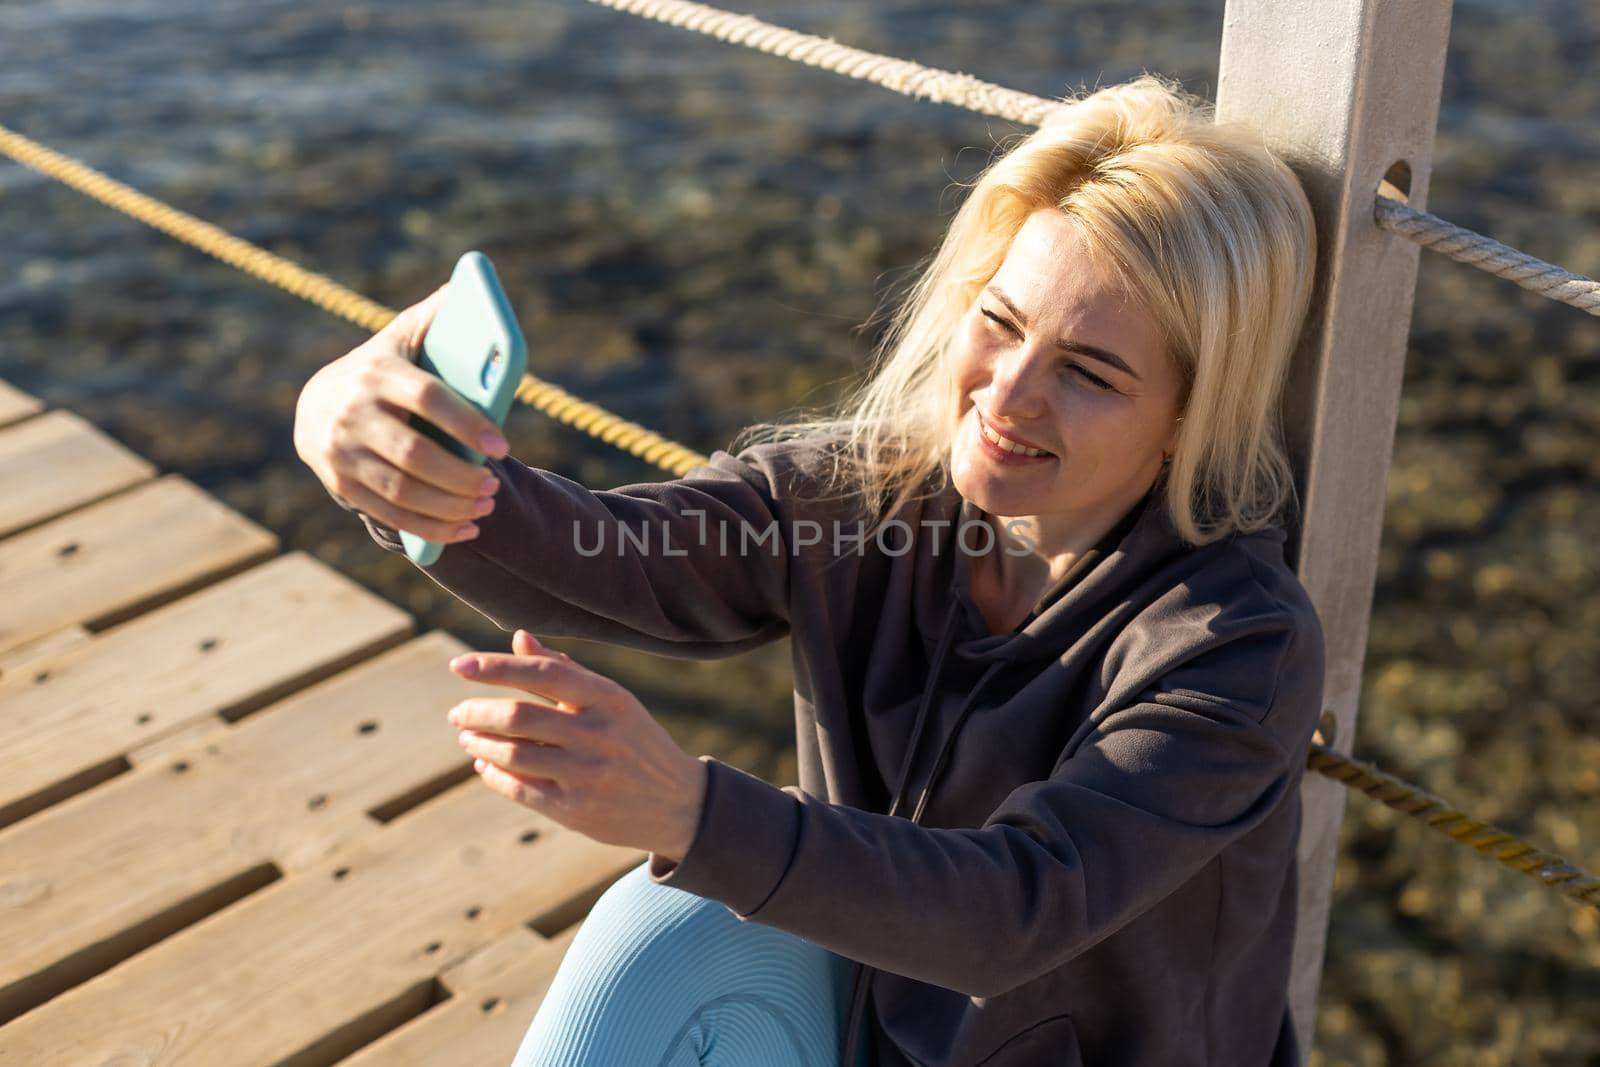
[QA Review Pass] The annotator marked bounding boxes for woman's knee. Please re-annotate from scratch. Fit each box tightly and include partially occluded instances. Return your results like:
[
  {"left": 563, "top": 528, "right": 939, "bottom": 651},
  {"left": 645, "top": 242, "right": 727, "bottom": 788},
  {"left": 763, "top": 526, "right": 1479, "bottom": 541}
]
[
  {"left": 575, "top": 862, "right": 746, "bottom": 967},
  {"left": 573, "top": 861, "right": 833, "bottom": 991},
  {"left": 516, "top": 861, "right": 854, "bottom": 1064}
]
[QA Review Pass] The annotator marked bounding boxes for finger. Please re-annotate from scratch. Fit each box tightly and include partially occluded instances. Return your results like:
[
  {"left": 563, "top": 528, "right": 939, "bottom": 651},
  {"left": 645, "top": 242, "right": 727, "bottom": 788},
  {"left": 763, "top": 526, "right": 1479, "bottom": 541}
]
[
  {"left": 333, "top": 471, "right": 483, "bottom": 543},
  {"left": 336, "top": 447, "right": 486, "bottom": 534},
  {"left": 512, "top": 629, "right": 570, "bottom": 659},
  {"left": 351, "top": 436, "right": 496, "bottom": 523},
  {"left": 361, "top": 398, "right": 499, "bottom": 502},
  {"left": 375, "top": 352, "right": 511, "bottom": 471},
  {"left": 450, "top": 649, "right": 615, "bottom": 710},
  {"left": 400, "top": 285, "right": 450, "bottom": 360},
  {"left": 474, "top": 756, "right": 564, "bottom": 809},
  {"left": 459, "top": 729, "right": 582, "bottom": 785},
  {"left": 447, "top": 698, "right": 588, "bottom": 748},
  {"left": 369, "top": 284, "right": 449, "bottom": 360}
]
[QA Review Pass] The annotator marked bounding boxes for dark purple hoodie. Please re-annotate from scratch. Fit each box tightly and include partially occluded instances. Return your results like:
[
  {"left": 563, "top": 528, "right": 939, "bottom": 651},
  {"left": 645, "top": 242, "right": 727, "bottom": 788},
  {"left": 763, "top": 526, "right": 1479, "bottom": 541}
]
[{"left": 338, "top": 438, "right": 1326, "bottom": 1067}]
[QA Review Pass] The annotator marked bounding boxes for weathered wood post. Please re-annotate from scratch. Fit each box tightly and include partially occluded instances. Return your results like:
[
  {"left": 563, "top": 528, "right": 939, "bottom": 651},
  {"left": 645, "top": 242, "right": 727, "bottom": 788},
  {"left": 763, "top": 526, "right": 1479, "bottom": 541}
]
[{"left": 1216, "top": 0, "right": 1455, "bottom": 1059}]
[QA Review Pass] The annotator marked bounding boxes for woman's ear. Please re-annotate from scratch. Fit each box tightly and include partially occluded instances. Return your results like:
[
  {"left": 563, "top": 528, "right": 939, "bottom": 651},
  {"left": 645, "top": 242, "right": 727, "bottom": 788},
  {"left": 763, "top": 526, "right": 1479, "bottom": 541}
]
[{"left": 1162, "top": 414, "right": 1184, "bottom": 461}]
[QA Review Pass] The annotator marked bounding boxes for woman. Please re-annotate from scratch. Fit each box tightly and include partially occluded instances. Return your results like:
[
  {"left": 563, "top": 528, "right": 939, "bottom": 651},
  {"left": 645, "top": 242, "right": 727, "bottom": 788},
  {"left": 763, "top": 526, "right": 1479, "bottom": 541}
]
[{"left": 294, "top": 74, "right": 1325, "bottom": 1067}]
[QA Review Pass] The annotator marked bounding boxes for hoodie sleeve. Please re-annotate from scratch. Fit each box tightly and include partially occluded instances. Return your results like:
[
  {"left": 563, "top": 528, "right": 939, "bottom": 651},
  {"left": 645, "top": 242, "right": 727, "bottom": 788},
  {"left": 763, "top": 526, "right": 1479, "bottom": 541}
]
[
  {"left": 331, "top": 445, "right": 799, "bottom": 659},
  {"left": 646, "top": 588, "right": 1327, "bottom": 999}
]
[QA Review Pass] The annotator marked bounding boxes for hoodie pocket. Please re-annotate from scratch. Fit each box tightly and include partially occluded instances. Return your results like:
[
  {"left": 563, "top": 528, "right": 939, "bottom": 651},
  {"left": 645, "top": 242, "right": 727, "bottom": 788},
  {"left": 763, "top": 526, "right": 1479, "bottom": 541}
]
[{"left": 973, "top": 1012, "right": 1082, "bottom": 1066}]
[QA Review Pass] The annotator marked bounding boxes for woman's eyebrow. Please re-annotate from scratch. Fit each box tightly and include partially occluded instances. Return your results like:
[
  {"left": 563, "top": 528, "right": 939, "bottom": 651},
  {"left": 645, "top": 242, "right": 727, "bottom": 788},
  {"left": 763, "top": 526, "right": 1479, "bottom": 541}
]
[{"left": 985, "top": 285, "right": 1142, "bottom": 382}]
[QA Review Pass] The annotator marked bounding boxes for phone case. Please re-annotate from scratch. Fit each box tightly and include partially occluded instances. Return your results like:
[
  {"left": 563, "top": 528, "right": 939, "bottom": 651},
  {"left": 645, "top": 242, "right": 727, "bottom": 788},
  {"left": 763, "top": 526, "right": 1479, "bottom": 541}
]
[{"left": 401, "top": 251, "right": 529, "bottom": 567}]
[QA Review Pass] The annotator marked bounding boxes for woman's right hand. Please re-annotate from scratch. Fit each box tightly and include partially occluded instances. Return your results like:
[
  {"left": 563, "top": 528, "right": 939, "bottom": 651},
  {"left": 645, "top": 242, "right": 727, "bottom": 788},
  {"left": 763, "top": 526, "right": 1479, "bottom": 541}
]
[{"left": 293, "top": 285, "right": 512, "bottom": 545}]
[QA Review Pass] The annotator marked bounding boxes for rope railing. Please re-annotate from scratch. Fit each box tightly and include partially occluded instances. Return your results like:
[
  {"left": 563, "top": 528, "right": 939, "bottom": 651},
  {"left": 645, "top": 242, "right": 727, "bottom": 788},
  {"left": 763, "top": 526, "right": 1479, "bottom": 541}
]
[
  {"left": 0, "top": 123, "right": 711, "bottom": 478},
  {"left": 1308, "top": 741, "right": 1599, "bottom": 909},
  {"left": 1375, "top": 194, "right": 1600, "bottom": 317},
  {"left": 1, "top": 5, "right": 1593, "bottom": 914},
  {"left": 592, "top": 0, "right": 1600, "bottom": 321},
  {"left": 583, "top": 0, "right": 1065, "bottom": 126}
]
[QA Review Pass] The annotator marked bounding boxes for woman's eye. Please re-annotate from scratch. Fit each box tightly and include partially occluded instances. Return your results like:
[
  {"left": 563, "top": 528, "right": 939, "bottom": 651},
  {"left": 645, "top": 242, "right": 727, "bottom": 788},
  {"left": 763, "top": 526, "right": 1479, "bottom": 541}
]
[
  {"left": 1070, "top": 365, "right": 1115, "bottom": 391},
  {"left": 982, "top": 308, "right": 1116, "bottom": 392}
]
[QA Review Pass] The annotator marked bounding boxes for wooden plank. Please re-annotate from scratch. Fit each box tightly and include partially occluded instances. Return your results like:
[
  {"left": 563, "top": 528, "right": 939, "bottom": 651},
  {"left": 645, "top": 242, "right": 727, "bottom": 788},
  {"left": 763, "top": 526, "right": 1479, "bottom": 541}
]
[
  {"left": 0, "top": 551, "right": 413, "bottom": 830},
  {"left": 0, "top": 632, "right": 501, "bottom": 1023},
  {"left": 0, "top": 409, "right": 157, "bottom": 537},
  {"left": 0, "top": 623, "right": 90, "bottom": 682},
  {"left": 0, "top": 779, "right": 645, "bottom": 1065},
  {"left": 0, "top": 379, "right": 43, "bottom": 429},
  {"left": 1217, "top": 0, "right": 1453, "bottom": 1058},
  {"left": 340, "top": 924, "right": 585, "bottom": 1066},
  {"left": 0, "top": 473, "right": 279, "bottom": 657}
]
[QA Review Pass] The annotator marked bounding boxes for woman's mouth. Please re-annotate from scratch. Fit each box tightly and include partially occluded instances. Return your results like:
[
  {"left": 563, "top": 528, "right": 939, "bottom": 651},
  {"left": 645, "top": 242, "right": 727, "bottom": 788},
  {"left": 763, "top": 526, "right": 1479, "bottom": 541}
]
[{"left": 975, "top": 411, "right": 1056, "bottom": 465}]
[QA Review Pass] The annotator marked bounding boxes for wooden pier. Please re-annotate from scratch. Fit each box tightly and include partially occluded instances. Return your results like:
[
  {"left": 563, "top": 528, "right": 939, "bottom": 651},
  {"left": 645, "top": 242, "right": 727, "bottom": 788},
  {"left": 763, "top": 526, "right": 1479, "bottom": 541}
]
[{"left": 0, "top": 378, "right": 643, "bottom": 1064}]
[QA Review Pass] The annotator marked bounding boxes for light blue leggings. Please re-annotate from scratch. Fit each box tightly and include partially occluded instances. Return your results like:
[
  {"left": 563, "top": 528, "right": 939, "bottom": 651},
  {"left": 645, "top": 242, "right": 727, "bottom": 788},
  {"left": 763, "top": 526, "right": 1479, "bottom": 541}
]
[{"left": 509, "top": 859, "right": 874, "bottom": 1067}]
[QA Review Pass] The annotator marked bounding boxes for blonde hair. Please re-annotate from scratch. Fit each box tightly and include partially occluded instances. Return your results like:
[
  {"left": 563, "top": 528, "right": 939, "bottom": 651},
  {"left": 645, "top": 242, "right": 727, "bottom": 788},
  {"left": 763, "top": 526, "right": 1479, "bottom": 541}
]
[{"left": 733, "top": 73, "right": 1317, "bottom": 548}]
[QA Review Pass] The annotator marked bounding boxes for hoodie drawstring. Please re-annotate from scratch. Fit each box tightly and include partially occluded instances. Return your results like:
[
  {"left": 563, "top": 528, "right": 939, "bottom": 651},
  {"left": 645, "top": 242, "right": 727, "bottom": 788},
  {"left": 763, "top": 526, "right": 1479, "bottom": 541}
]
[
  {"left": 909, "top": 657, "right": 1004, "bottom": 824},
  {"left": 886, "top": 595, "right": 962, "bottom": 821},
  {"left": 842, "top": 591, "right": 1004, "bottom": 1065}
]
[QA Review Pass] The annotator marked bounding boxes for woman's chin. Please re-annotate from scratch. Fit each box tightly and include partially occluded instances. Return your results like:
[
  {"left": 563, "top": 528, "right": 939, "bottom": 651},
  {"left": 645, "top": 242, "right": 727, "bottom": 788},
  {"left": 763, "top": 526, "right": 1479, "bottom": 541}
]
[{"left": 952, "top": 457, "right": 1056, "bottom": 516}]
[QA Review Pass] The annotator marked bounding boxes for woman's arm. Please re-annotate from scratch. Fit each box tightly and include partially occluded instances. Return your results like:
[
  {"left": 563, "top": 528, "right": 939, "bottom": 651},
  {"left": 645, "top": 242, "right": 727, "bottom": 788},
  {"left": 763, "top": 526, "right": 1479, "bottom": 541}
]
[
  {"left": 645, "top": 594, "right": 1327, "bottom": 997},
  {"left": 301, "top": 286, "right": 796, "bottom": 658},
  {"left": 338, "top": 443, "right": 804, "bottom": 660}
]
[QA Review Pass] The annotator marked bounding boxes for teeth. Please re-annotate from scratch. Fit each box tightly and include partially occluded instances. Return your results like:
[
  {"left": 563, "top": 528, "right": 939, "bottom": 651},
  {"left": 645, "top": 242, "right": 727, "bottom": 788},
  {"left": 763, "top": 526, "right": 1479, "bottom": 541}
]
[{"left": 980, "top": 417, "right": 1050, "bottom": 457}]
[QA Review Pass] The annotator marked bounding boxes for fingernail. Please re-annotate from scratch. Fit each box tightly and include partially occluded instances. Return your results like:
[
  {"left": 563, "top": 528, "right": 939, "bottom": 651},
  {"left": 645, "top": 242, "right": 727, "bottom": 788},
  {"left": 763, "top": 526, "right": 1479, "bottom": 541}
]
[
  {"left": 472, "top": 497, "right": 495, "bottom": 518},
  {"left": 478, "top": 475, "right": 500, "bottom": 495},
  {"left": 454, "top": 657, "right": 479, "bottom": 676},
  {"left": 455, "top": 523, "right": 479, "bottom": 540},
  {"left": 479, "top": 431, "right": 509, "bottom": 455}
]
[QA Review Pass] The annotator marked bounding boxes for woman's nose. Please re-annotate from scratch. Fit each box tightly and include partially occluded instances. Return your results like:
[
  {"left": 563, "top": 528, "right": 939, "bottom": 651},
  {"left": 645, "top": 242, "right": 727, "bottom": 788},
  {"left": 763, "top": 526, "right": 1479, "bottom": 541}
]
[{"left": 984, "top": 346, "right": 1049, "bottom": 418}]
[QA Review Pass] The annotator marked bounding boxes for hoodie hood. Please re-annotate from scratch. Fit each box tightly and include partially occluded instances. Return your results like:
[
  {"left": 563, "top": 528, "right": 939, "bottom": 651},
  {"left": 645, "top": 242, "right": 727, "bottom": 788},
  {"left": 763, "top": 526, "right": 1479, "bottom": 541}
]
[
  {"left": 914, "top": 477, "right": 1178, "bottom": 667},
  {"left": 853, "top": 478, "right": 1192, "bottom": 1059},
  {"left": 891, "top": 476, "right": 1196, "bottom": 829}
]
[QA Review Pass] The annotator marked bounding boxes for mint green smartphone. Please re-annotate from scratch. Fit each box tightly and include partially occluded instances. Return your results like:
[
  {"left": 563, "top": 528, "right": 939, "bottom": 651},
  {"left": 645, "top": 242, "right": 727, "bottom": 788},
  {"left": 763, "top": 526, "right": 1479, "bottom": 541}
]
[{"left": 402, "top": 251, "right": 528, "bottom": 567}]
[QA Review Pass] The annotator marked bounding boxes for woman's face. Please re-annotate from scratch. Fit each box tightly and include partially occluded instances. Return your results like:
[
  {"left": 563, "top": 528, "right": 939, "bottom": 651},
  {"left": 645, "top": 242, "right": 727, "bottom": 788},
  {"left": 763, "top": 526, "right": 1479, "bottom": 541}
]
[{"left": 947, "top": 209, "right": 1185, "bottom": 539}]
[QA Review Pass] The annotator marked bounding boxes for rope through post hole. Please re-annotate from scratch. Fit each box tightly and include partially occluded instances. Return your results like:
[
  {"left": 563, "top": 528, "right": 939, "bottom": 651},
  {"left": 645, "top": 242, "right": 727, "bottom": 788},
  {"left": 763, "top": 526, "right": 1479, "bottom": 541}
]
[
  {"left": 1376, "top": 194, "right": 1600, "bottom": 317},
  {"left": 0, "top": 122, "right": 711, "bottom": 477},
  {"left": 596, "top": 0, "right": 1600, "bottom": 320},
  {"left": 2, "top": 7, "right": 1596, "bottom": 909}
]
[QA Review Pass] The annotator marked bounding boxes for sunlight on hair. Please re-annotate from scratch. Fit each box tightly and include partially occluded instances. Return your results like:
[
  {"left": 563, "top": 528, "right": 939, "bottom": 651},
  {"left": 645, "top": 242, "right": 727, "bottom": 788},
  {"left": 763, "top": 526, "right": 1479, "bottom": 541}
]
[{"left": 734, "top": 74, "right": 1317, "bottom": 547}]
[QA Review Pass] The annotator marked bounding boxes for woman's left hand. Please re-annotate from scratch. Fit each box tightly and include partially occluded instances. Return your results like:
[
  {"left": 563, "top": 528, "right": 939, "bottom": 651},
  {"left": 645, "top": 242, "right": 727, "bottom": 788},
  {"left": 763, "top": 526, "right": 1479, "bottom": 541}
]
[{"left": 446, "top": 629, "right": 708, "bottom": 865}]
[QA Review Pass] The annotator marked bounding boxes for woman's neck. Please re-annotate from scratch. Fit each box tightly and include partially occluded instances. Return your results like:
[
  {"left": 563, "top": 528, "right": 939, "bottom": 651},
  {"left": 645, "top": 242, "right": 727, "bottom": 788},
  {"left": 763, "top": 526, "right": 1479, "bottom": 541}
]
[
  {"left": 970, "top": 481, "right": 1155, "bottom": 629},
  {"left": 971, "top": 518, "right": 1077, "bottom": 631}
]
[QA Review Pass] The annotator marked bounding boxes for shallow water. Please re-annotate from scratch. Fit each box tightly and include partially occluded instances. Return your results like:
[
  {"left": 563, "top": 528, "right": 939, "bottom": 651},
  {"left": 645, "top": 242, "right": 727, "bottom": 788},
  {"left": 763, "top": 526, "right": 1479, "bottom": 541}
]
[{"left": 2, "top": 1, "right": 1597, "bottom": 1062}]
